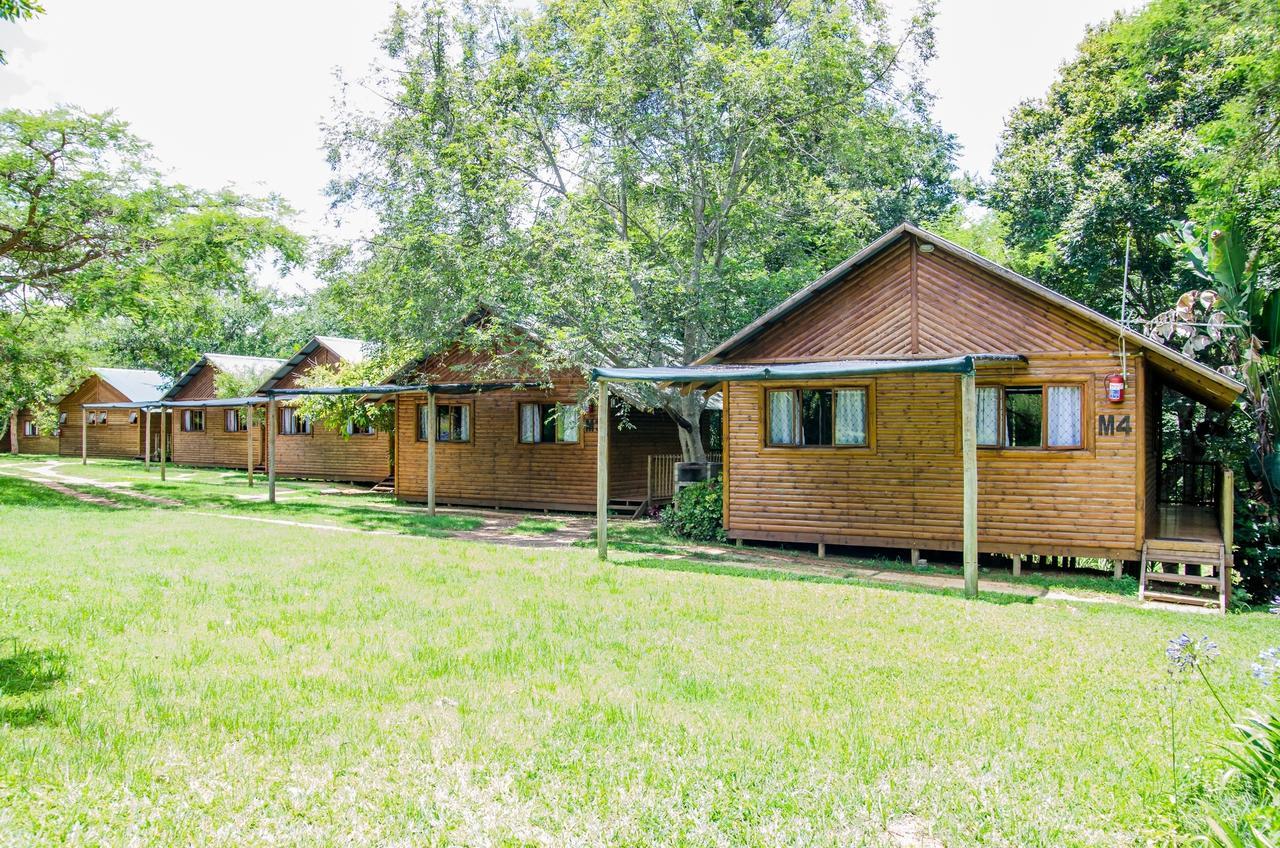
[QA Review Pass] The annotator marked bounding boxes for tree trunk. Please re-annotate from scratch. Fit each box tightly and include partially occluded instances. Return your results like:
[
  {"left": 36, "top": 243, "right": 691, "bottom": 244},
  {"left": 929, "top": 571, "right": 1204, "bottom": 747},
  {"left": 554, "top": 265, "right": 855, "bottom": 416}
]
[
  {"left": 7, "top": 412, "right": 16, "bottom": 454},
  {"left": 668, "top": 393, "right": 706, "bottom": 462}
]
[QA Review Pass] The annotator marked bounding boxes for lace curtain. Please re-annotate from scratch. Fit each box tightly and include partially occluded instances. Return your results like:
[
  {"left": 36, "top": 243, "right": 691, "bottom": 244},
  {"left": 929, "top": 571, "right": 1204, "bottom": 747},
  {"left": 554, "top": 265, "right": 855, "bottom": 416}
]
[
  {"left": 976, "top": 387, "right": 999, "bottom": 445},
  {"left": 769, "top": 390, "right": 796, "bottom": 445},
  {"left": 519, "top": 403, "right": 541, "bottom": 443},
  {"left": 1046, "top": 386, "right": 1082, "bottom": 447},
  {"left": 834, "top": 389, "right": 866, "bottom": 445}
]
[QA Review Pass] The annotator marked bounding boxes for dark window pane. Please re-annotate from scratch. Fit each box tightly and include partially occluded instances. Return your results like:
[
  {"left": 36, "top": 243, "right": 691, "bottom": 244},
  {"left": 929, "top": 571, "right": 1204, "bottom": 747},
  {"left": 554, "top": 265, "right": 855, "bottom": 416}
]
[
  {"left": 540, "top": 404, "right": 557, "bottom": 443},
  {"left": 1004, "top": 387, "right": 1043, "bottom": 447},
  {"left": 800, "top": 389, "right": 833, "bottom": 446}
]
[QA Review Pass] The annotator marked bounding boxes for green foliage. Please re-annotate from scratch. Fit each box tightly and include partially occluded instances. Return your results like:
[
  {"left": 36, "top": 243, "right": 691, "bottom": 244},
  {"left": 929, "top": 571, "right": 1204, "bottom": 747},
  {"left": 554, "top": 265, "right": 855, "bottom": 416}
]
[
  {"left": 324, "top": 0, "right": 957, "bottom": 457},
  {"left": 660, "top": 477, "right": 725, "bottom": 542},
  {"left": 0, "top": 0, "right": 42, "bottom": 64},
  {"left": 292, "top": 359, "right": 396, "bottom": 437},
  {"left": 987, "top": 0, "right": 1280, "bottom": 317},
  {"left": 211, "top": 366, "right": 273, "bottom": 401},
  {"left": 1234, "top": 492, "right": 1280, "bottom": 604},
  {"left": 0, "top": 107, "right": 306, "bottom": 422}
]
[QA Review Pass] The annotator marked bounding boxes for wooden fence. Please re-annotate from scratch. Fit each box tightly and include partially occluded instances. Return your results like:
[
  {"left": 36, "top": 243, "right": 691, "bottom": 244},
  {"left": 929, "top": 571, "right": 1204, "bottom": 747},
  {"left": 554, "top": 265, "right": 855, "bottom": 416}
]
[{"left": 646, "top": 452, "right": 722, "bottom": 505}]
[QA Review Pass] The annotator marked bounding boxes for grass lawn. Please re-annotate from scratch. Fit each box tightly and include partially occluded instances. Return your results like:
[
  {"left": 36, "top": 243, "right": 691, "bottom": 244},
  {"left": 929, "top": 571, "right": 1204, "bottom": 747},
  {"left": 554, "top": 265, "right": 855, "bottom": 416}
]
[{"left": 1, "top": 462, "right": 1277, "bottom": 845}]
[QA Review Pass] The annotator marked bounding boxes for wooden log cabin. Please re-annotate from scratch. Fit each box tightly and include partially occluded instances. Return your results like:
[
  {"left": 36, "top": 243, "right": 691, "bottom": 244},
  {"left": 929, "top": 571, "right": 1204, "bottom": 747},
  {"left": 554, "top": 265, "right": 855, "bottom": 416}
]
[
  {"left": 7, "top": 407, "right": 60, "bottom": 455},
  {"left": 595, "top": 223, "right": 1244, "bottom": 609},
  {"left": 256, "top": 336, "right": 392, "bottom": 484},
  {"left": 162, "top": 353, "right": 285, "bottom": 470},
  {"left": 55, "top": 368, "right": 169, "bottom": 460},
  {"left": 389, "top": 312, "right": 687, "bottom": 512}
]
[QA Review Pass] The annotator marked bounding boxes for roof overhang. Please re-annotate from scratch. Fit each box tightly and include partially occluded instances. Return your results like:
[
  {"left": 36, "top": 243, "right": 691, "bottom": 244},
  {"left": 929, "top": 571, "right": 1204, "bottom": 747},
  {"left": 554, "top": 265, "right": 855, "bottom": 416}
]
[{"left": 593, "top": 354, "right": 1027, "bottom": 389}]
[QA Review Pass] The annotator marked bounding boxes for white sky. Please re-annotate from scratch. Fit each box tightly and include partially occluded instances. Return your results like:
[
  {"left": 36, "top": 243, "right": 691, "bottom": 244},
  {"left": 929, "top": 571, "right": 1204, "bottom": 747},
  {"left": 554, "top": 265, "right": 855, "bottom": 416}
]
[{"left": 0, "top": 0, "right": 1130, "bottom": 292}]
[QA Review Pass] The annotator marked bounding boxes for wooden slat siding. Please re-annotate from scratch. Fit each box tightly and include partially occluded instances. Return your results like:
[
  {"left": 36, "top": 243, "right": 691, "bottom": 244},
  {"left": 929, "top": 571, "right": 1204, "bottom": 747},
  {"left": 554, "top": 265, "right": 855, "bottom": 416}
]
[
  {"left": 56, "top": 377, "right": 143, "bottom": 460},
  {"left": 609, "top": 408, "right": 687, "bottom": 498},
  {"left": 733, "top": 241, "right": 915, "bottom": 360},
  {"left": 271, "top": 345, "right": 339, "bottom": 390},
  {"left": 718, "top": 233, "right": 1149, "bottom": 559},
  {"left": 914, "top": 248, "right": 1113, "bottom": 353},
  {"left": 726, "top": 362, "right": 1141, "bottom": 557},
  {"left": 171, "top": 407, "right": 267, "bottom": 470},
  {"left": 267, "top": 342, "right": 391, "bottom": 482},
  {"left": 394, "top": 342, "right": 684, "bottom": 511},
  {"left": 171, "top": 360, "right": 218, "bottom": 401},
  {"left": 14, "top": 409, "right": 58, "bottom": 454},
  {"left": 271, "top": 423, "right": 391, "bottom": 482}
]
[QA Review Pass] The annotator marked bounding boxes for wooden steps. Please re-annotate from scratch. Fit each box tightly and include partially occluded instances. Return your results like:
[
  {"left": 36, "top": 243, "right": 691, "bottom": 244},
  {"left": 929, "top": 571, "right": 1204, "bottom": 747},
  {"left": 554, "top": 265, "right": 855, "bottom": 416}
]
[
  {"left": 1139, "top": 540, "right": 1228, "bottom": 612},
  {"left": 370, "top": 473, "right": 395, "bottom": 494}
]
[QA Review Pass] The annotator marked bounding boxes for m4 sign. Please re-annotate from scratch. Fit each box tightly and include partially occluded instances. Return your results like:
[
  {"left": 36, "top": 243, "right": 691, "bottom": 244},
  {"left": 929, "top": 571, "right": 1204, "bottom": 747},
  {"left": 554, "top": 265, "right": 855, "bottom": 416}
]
[{"left": 1097, "top": 414, "right": 1132, "bottom": 436}]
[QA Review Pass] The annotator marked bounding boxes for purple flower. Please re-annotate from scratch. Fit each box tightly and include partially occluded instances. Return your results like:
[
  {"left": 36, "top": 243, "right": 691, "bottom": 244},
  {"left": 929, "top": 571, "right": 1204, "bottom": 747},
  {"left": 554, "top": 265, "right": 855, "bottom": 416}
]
[
  {"left": 1252, "top": 647, "right": 1280, "bottom": 687},
  {"left": 1167, "top": 634, "right": 1219, "bottom": 673}
]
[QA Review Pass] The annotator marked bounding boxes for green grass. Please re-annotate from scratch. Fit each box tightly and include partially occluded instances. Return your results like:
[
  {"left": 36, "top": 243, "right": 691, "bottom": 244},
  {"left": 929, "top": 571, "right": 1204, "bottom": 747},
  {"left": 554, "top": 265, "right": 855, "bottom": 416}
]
[
  {"left": 508, "top": 517, "right": 565, "bottom": 535},
  {"left": 1, "top": 459, "right": 1276, "bottom": 845}
]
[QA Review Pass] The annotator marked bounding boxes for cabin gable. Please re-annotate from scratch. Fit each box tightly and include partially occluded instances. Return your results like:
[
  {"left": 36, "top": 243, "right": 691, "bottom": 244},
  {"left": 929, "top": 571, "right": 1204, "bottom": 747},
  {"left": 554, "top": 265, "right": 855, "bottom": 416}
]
[
  {"left": 272, "top": 344, "right": 341, "bottom": 391},
  {"left": 171, "top": 361, "right": 219, "bottom": 401},
  {"left": 725, "top": 235, "right": 1114, "bottom": 364}
]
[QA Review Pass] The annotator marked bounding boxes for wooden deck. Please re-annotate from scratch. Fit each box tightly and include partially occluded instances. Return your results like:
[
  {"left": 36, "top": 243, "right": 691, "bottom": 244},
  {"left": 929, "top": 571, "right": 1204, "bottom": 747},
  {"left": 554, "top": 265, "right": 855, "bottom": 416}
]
[{"left": 1153, "top": 504, "right": 1223, "bottom": 546}]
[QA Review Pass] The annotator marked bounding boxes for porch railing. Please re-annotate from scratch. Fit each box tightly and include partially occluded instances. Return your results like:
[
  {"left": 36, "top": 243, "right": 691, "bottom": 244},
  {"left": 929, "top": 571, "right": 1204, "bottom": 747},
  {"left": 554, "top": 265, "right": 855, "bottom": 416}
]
[
  {"left": 647, "top": 452, "right": 722, "bottom": 505},
  {"left": 1159, "top": 459, "right": 1222, "bottom": 508}
]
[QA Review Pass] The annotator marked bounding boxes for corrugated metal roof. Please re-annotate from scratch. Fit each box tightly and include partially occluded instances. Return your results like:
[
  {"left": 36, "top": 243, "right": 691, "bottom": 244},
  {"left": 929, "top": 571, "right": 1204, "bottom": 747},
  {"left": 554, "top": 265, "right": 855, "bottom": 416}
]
[
  {"left": 257, "top": 336, "right": 375, "bottom": 393},
  {"left": 164, "top": 353, "right": 287, "bottom": 400},
  {"left": 91, "top": 367, "right": 169, "bottom": 402}
]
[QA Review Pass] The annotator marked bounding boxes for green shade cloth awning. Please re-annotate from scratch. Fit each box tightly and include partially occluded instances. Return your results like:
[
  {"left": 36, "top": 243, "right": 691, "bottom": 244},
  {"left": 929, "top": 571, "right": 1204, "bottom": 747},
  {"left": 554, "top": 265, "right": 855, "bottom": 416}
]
[{"left": 591, "top": 354, "right": 1027, "bottom": 384}]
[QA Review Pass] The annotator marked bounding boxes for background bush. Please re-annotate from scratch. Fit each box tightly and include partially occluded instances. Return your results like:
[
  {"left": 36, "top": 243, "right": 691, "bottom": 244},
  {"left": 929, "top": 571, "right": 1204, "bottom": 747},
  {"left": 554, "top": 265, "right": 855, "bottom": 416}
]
[{"left": 660, "top": 477, "right": 725, "bottom": 542}]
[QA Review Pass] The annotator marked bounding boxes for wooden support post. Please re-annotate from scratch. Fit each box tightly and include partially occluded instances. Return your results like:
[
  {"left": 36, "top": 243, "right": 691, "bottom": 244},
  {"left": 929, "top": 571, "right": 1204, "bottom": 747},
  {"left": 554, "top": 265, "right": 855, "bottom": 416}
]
[
  {"left": 159, "top": 408, "right": 167, "bottom": 481},
  {"left": 80, "top": 407, "right": 87, "bottom": 464},
  {"left": 597, "top": 380, "right": 609, "bottom": 560},
  {"left": 1012, "top": 554, "right": 1022, "bottom": 577},
  {"left": 427, "top": 391, "right": 437, "bottom": 517},
  {"left": 267, "top": 396, "right": 277, "bottom": 504},
  {"left": 144, "top": 408, "right": 152, "bottom": 471},
  {"left": 1222, "top": 466, "right": 1234, "bottom": 609},
  {"left": 911, "top": 548, "right": 921, "bottom": 568},
  {"left": 817, "top": 542, "right": 826, "bottom": 559},
  {"left": 1111, "top": 559, "right": 1122, "bottom": 580},
  {"left": 961, "top": 371, "right": 979, "bottom": 598},
  {"left": 245, "top": 403, "right": 254, "bottom": 487}
]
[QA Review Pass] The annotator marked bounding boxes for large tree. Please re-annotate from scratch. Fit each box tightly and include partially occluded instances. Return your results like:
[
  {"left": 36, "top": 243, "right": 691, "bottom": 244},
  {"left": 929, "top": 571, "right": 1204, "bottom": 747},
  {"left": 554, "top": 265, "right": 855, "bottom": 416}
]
[
  {"left": 986, "top": 0, "right": 1280, "bottom": 319},
  {"left": 0, "top": 107, "right": 306, "bottom": 429},
  {"left": 324, "top": 0, "right": 956, "bottom": 459}
]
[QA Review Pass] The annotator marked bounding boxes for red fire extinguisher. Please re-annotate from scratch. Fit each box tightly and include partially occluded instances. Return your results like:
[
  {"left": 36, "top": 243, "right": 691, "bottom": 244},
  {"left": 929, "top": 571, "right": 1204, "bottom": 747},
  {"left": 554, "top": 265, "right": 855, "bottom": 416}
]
[{"left": 1106, "top": 373, "right": 1125, "bottom": 403}]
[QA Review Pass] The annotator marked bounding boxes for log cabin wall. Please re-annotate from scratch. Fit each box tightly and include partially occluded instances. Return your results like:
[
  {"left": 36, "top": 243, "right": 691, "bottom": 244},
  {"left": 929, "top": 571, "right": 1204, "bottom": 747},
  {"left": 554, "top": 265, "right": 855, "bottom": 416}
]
[
  {"left": 721, "top": 235, "right": 1147, "bottom": 560},
  {"left": 56, "top": 377, "right": 143, "bottom": 460},
  {"left": 394, "top": 344, "right": 684, "bottom": 510},
  {"left": 14, "top": 409, "right": 59, "bottom": 454},
  {"left": 265, "top": 343, "right": 392, "bottom": 483},
  {"left": 169, "top": 364, "right": 265, "bottom": 469}
]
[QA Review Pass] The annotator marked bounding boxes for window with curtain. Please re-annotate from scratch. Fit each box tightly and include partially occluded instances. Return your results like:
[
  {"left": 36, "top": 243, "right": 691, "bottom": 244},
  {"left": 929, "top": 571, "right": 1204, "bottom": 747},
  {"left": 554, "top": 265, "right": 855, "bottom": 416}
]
[
  {"left": 129, "top": 411, "right": 139, "bottom": 425},
  {"left": 977, "top": 384, "right": 1082, "bottom": 449},
  {"left": 346, "top": 419, "right": 376, "bottom": 437},
  {"left": 224, "top": 410, "right": 245, "bottom": 432},
  {"left": 279, "top": 407, "right": 311, "bottom": 435},
  {"left": 976, "top": 387, "right": 999, "bottom": 446},
  {"left": 181, "top": 410, "right": 204, "bottom": 432},
  {"left": 1046, "top": 386, "right": 1083, "bottom": 447},
  {"left": 435, "top": 404, "right": 469, "bottom": 442},
  {"left": 23, "top": 421, "right": 36, "bottom": 436},
  {"left": 767, "top": 388, "right": 867, "bottom": 446},
  {"left": 518, "top": 402, "right": 579, "bottom": 444}
]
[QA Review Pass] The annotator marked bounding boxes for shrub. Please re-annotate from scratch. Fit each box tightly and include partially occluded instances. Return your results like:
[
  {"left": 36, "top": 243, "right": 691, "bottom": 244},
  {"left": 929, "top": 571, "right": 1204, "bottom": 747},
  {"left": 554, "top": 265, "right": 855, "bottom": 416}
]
[
  {"left": 1235, "top": 492, "right": 1280, "bottom": 605},
  {"left": 659, "top": 477, "right": 725, "bottom": 542}
]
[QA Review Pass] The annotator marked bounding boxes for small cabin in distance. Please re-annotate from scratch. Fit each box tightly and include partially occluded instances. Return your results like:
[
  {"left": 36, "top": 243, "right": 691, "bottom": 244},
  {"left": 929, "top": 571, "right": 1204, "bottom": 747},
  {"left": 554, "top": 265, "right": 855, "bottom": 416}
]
[
  {"left": 389, "top": 310, "right": 689, "bottom": 513},
  {"left": 58, "top": 368, "right": 169, "bottom": 460},
  {"left": 256, "top": 336, "right": 392, "bottom": 484},
  {"left": 162, "top": 353, "right": 285, "bottom": 470}
]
